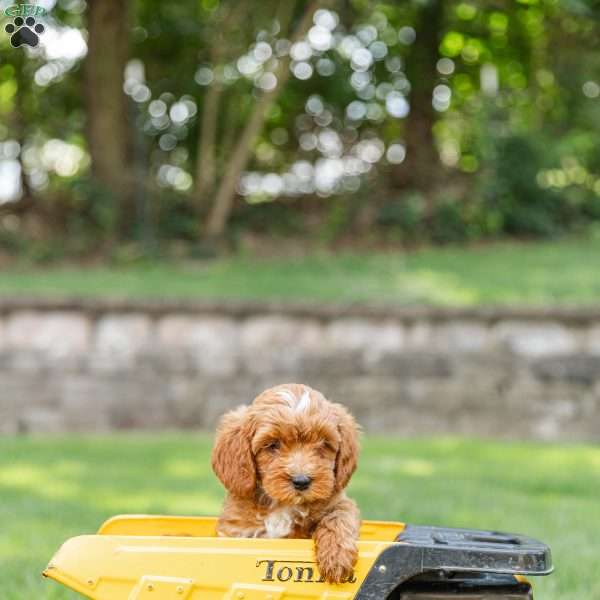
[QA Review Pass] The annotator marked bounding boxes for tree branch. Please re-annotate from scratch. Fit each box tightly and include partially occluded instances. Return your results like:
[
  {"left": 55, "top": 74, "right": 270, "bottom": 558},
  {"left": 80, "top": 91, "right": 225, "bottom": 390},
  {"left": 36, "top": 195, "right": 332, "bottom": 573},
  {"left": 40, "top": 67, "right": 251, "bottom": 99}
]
[
  {"left": 205, "top": 0, "right": 319, "bottom": 238},
  {"left": 194, "top": 67, "right": 222, "bottom": 207},
  {"left": 194, "top": 2, "right": 250, "bottom": 211}
]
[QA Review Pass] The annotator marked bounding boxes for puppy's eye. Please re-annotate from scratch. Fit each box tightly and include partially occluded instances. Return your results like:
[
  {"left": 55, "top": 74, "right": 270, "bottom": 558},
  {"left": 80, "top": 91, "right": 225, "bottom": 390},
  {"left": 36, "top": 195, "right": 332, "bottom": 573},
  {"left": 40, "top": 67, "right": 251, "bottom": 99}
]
[
  {"left": 320, "top": 441, "right": 337, "bottom": 453},
  {"left": 265, "top": 440, "right": 280, "bottom": 452}
]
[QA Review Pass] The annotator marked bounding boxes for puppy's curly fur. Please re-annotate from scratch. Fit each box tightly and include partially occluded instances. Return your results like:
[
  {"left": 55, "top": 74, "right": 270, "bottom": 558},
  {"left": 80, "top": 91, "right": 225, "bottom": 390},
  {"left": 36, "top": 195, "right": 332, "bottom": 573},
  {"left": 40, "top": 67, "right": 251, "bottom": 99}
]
[{"left": 212, "top": 383, "right": 361, "bottom": 584}]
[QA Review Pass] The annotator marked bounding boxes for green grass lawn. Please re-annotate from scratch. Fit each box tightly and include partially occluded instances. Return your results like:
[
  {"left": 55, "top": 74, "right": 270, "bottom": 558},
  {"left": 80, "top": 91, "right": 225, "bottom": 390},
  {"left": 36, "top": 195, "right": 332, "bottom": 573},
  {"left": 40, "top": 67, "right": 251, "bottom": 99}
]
[
  {"left": 1, "top": 435, "right": 598, "bottom": 599},
  {"left": 2, "top": 237, "right": 600, "bottom": 305}
]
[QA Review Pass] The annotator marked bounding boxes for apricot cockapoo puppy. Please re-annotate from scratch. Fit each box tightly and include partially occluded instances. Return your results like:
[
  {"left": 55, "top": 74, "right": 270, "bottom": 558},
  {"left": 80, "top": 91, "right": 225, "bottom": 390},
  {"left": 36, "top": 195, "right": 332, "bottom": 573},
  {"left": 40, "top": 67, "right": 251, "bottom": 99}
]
[{"left": 211, "top": 383, "right": 361, "bottom": 584}]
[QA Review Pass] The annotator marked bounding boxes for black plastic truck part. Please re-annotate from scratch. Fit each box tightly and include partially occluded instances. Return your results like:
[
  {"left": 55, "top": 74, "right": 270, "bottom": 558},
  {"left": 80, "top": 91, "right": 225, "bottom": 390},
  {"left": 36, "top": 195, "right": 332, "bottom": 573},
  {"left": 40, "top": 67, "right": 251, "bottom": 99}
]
[{"left": 355, "top": 525, "right": 552, "bottom": 600}]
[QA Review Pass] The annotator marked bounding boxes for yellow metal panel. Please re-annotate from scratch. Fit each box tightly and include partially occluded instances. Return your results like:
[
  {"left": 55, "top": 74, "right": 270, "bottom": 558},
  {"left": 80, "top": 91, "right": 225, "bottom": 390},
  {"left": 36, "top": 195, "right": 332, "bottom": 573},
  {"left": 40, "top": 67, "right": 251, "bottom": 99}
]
[
  {"left": 98, "top": 515, "right": 219, "bottom": 538},
  {"left": 128, "top": 576, "right": 194, "bottom": 599},
  {"left": 97, "top": 515, "right": 404, "bottom": 542},
  {"left": 44, "top": 519, "right": 403, "bottom": 600},
  {"left": 224, "top": 583, "right": 287, "bottom": 600}
]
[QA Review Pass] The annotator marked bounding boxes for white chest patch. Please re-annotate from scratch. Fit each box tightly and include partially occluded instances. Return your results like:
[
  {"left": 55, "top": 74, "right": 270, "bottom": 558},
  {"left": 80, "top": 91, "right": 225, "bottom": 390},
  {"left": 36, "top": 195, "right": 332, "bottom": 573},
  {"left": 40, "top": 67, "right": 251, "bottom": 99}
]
[{"left": 264, "top": 508, "right": 294, "bottom": 538}]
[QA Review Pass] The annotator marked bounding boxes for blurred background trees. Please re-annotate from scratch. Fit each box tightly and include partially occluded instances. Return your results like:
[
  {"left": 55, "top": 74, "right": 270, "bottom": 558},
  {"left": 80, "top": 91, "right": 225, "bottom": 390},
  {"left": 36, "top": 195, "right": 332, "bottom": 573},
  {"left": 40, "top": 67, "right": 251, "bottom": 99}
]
[{"left": 0, "top": 0, "right": 599, "bottom": 259}]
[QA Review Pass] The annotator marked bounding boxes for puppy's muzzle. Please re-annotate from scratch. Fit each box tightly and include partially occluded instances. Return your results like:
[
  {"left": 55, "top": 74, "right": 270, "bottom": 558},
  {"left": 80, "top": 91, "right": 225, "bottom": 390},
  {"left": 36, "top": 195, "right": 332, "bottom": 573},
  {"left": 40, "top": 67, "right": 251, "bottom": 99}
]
[{"left": 291, "top": 474, "right": 312, "bottom": 491}]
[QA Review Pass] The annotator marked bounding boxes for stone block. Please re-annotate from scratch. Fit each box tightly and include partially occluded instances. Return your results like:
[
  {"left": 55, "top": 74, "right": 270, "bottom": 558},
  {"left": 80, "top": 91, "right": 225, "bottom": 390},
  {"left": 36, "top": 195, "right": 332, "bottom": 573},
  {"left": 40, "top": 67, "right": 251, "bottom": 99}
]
[
  {"left": 405, "top": 321, "right": 434, "bottom": 349},
  {"left": 157, "top": 316, "right": 240, "bottom": 375},
  {"left": 532, "top": 354, "right": 600, "bottom": 385},
  {"left": 530, "top": 391, "right": 588, "bottom": 441},
  {"left": 4, "top": 311, "right": 91, "bottom": 367},
  {"left": 92, "top": 314, "right": 153, "bottom": 371},
  {"left": 200, "top": 378, "right": 259, "bottom": 427},
  {"left": 240, "top": 316, "right": 322, "bottom": 375},
  {"left": 432, "top": 321, "right": 490, "bottom": 353},
  {"left": 58, "top": 374, "right": 172, "bottom": 430},
  {"left": 0, "top": 371, "right": 62, "bottom": 432},
  {"left": 325, "top": 319, "right": 404, "bottom": 364},
  {"left": 301, "top": 350, "right": 365, "bottom": 376},
  {"left": 586, "top": 325, "right": 600, "bottom": 355},
  {"left": 164, "top": 377, "right": 209, "bottom": 428},
  {"left": 57, "top": 376, "right": 115, "bottom": 430},
  {"left": 492, "top": 321, "right": 579, "bottom": 358},
  {"left": 0, "top": 370, "right": 59, "bottom": 409},
  {"left": 303, "top": 375, "right": 409, "bottom": 431},
  {"left": 373, "top": 351, "right": 453, "bottom": 379},
  {"left": 17, "top": 408, "right": 67, "bottom": 433}
]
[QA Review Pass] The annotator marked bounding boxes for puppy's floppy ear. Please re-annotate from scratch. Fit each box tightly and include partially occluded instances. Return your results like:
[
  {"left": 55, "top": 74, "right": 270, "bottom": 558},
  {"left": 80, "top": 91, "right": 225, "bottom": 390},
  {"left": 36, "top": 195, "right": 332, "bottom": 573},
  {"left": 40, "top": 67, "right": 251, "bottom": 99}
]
[
  {"left": 211, "top": 406, "right": 256, "bottom": 498},
  {"left": 333, "top": 403, "right": 360, "bottom": 491}
]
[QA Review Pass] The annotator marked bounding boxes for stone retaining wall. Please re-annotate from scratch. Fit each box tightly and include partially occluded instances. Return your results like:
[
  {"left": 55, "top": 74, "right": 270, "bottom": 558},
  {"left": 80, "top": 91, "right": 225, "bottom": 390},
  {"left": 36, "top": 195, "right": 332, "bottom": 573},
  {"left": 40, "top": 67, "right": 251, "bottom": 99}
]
[{"left": 1, "top": 298, "right": 599, "bottom": 440}]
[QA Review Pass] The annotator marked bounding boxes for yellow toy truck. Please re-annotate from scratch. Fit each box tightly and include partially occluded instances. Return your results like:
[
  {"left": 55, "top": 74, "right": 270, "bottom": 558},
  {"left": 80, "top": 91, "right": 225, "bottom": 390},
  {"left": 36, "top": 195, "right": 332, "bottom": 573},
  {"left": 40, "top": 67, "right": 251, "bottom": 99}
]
[{"left": 44, "top": 514, "right": 552, "bottom": 599}]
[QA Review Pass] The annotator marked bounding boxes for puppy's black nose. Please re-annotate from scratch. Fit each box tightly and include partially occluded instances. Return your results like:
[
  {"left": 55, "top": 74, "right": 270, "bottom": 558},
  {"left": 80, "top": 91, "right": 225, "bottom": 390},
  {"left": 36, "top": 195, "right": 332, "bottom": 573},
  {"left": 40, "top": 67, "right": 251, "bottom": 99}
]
[{"left": 291, "top": 474, "right": 312, "bottom": 491}]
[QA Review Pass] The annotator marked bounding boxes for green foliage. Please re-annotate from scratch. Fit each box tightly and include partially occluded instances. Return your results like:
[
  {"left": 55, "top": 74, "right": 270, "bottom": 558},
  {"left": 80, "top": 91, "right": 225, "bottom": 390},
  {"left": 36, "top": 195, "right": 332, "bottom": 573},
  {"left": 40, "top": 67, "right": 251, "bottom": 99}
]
[
  {"left": 478, "top": 131, "right": 600, "bottom": 237},
  {"left": 486, "top": 135, "right": 563, "bottom": 236},
  {"left": 429, "top": 198, "right": 472, "bottom": 243},
  {"left": 231, "top": 200, "right": 305, "bottom": 237},
  {"left": 69, "top": 178, "right": 121, "bottom": 237},
  {"left": 376, "top": 193, "right": 427, "bottom": 241},
  {"left": 0, "top": 0, "right": 599, "bottom": 253}
]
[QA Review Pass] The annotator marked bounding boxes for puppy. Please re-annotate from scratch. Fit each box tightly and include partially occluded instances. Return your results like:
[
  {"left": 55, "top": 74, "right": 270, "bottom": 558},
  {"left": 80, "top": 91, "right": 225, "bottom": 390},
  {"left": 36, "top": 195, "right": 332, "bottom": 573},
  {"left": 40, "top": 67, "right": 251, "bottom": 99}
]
[{"left": 211, "top": 383, "right": 361, "bottom": 584}]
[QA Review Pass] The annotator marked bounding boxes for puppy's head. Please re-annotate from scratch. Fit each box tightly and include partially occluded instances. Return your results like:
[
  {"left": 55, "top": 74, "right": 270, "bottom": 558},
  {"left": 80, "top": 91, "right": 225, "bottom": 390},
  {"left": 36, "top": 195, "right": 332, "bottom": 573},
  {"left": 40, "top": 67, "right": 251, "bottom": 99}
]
[{"left": 211, "top": 384, "right": 359, "bottom": 505}]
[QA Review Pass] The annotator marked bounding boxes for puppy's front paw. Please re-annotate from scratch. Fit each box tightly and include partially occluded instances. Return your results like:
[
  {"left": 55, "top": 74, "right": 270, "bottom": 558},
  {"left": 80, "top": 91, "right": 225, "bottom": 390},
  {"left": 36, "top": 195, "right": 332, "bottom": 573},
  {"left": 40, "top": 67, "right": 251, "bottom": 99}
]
[{"left": 316, "top": 538, "right": 358, "bottom": 584}]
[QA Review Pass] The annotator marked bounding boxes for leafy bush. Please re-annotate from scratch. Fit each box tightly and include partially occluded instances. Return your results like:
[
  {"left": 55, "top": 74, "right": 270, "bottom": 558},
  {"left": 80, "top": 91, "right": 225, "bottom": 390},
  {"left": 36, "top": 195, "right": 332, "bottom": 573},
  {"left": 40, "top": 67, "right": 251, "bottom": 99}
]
[
  {"left": 484, "top": 136, "right": 563, "bottom": 236},
  {"left": 429, "top": 199, "right": 471, "bottom": 244},
  {"left": 376, "top": 193, "right": 427, "bottom": 242}
]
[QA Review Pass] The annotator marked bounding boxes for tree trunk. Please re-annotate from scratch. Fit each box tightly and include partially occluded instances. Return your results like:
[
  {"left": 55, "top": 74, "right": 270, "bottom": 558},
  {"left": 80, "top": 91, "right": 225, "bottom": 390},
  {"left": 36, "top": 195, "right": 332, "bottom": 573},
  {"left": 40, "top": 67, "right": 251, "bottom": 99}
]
[
  {"left": 194, "top": 82, "right": 222, "bottom": 209},
  {"left": 194, "top": 4, "right": 250, "bottom": 213},
  {"left": 85, "top": 0, "right": 134, "bottom": 236},
  {"left": 392, "top": 0, "right": 444, "bottom": 195},
  {"left": 204, "top": 1, "right": 317, "bottom": 239},
  {"left": 5, "top": 51, "right": 35, "bottom": 215}
]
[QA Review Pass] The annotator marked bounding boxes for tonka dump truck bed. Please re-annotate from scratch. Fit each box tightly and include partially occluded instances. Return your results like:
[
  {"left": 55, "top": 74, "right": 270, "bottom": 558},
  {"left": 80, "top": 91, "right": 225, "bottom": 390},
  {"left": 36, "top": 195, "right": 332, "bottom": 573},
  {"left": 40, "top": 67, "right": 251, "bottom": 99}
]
[{"left": 43, "top": 515, "right": 552, "bottom": 600}]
